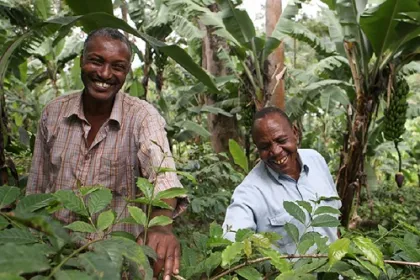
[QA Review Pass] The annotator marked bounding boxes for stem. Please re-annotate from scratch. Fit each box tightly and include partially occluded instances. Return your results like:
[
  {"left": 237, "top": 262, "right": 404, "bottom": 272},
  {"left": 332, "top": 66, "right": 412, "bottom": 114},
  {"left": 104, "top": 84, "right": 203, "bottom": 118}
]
[
  {"left": 394, "top": 141, "right": 402, "bottom": 172},
  {"left": 374, "top": 224, "right": 400, "bottom": 244},
  {"left": 210, "top": 255, "right": 327, "bottom": 280},
  {"left": 47, "top": 239, "right": 99, "bottom": 279},
  {"left": 142, "top": 155, "right": 167, "bottom": 243},
  {"left": 251, "top": 40, "right": 264, "bottom": 90},
  {"left": 208, "top": 254, "right": 420, "bottom": 280}
]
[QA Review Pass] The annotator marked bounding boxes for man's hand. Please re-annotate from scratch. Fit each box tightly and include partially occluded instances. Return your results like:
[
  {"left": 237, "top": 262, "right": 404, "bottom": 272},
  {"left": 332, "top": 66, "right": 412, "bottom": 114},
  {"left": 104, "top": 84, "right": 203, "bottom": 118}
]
[
  {"left": 147, "top": 227, "right": 180, "bottom": 280},
  {"left": 142, "top": 198, "right": 180, "bottom": 280}
]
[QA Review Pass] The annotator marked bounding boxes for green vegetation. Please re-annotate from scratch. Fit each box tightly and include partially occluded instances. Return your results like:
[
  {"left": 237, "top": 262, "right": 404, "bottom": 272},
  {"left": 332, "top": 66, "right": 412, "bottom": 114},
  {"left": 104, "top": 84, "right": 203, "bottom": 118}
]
[{"left": 0, "top": 0, "right": 419, "bottom": 279}]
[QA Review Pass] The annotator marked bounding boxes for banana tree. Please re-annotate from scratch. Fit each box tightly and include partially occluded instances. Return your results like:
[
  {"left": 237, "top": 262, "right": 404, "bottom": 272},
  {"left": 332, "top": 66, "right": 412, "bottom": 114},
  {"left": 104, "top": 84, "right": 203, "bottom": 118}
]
[{"left": 277, "top": 0, "right": 420, "bottom": 227}]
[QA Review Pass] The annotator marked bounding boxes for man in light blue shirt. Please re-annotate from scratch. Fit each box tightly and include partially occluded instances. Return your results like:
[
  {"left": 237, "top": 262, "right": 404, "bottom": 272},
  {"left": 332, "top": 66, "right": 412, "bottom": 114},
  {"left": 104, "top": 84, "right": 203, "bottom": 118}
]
[{"left": 223, "top": 107, "right": 341, "bottom": 254}]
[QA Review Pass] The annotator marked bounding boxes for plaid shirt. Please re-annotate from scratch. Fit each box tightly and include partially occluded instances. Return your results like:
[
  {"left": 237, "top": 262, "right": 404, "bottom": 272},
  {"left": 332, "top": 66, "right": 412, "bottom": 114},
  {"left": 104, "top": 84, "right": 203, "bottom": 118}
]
[{"left": 27, "top": 91, "right": 186, "bottom": 238}]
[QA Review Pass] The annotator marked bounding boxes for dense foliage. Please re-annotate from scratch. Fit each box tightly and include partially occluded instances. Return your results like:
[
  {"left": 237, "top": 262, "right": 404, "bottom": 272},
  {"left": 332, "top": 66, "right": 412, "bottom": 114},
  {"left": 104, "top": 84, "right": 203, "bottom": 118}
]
[{"left": 0, "top": 0, "right": 419, "bottom": 279}]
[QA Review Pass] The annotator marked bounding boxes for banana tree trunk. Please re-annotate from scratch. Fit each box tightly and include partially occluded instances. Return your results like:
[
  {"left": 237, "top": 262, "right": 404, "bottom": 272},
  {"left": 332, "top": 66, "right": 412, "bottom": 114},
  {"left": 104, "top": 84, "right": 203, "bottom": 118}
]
[
  {"left": 336, "top": 42, "right": 381, "bottom": 228},
  {"left": 202, "top": 4, "right": 241, "bottom": 153},
  {"left": 265, "top": 0, "right": 285, "bottom": 110}
]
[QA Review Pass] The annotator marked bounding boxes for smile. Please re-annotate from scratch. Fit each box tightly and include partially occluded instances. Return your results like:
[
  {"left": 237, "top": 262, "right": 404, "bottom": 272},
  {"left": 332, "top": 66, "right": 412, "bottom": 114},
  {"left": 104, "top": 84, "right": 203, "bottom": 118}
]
[
  {"left": 94, "top": 82, "right": 111, "bottom": 89},
  {"left": 274, "top": 155, "right": 288, "bottom": 165}
]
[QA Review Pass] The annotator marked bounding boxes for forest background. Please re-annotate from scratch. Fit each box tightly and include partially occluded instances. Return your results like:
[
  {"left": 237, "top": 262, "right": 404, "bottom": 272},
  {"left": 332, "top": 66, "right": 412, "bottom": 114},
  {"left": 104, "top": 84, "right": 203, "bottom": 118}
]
[{"left": 0, "top": 0, "right": 420, "bottom": 279}]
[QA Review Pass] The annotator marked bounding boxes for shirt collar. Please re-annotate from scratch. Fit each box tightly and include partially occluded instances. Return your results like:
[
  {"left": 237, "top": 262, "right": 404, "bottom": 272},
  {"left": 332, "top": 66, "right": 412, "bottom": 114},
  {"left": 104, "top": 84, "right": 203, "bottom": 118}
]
[
  {"left": 63, "top": 91, "right": 123, "bottom": 127},
  {"left": 265, "top": 151, "right": 309, "bottom": 182}
]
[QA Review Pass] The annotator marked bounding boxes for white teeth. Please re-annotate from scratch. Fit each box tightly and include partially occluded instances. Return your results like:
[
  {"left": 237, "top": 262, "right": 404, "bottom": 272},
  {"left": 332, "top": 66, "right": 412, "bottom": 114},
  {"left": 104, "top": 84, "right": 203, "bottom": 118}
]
[{"left": 95, "top": 82, "right": 111, "bottom": 88}]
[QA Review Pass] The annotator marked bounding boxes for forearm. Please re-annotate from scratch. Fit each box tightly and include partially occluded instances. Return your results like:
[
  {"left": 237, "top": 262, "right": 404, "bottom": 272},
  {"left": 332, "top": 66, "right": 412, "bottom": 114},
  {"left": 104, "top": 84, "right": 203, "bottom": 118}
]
[{"left": 150, "top": 198, "right": 177, "bottom": 231}]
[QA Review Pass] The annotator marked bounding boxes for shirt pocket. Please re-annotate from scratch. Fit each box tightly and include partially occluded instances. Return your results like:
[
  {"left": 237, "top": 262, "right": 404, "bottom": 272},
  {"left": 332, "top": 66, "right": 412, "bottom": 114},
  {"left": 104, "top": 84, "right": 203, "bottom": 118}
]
[
  {"left": 268, "top": 212, "right": 295, "bottom": 246},
  {"left": 99, "top": 156, "right": 134, "bottom": 198}
]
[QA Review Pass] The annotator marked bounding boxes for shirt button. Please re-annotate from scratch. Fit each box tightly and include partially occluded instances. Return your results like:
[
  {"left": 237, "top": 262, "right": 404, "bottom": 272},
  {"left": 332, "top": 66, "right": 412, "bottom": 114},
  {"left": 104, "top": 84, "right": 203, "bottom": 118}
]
[{"left": 85, "top": 154, "right": 90, "bottom": 160}]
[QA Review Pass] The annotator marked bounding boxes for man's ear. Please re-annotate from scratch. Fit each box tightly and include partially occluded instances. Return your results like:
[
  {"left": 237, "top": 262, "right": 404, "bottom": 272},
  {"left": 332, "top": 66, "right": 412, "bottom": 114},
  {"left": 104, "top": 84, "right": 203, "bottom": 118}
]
[{"left": 292, "top": 124, "right": 300, "bottom": 145}]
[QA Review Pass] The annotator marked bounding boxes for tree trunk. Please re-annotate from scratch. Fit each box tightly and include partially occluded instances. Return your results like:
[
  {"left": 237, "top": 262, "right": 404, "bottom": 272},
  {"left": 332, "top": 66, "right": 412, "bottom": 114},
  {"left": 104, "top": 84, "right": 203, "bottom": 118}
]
[
  {"left": 202, "top": 4, "right": 241, "bottom": 153},
  {"left": 336, "top": 42, "right": 381, "bottom": 227},
  {"left": 0, "top": 93, "right": 8, "bottom": 185},
  {"left": 265, "top": 0, "right": 285, "bottom": 110}
]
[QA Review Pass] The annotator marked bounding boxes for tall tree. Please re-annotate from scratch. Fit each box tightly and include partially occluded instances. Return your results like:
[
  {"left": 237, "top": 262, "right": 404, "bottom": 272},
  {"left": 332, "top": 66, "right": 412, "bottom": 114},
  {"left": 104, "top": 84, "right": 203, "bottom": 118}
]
[
  {"left": 202, "top": 3, "right": 241, "bottom": 153},
  {"left": 266, "top": 0, "right": 285, "bottom": 109}
]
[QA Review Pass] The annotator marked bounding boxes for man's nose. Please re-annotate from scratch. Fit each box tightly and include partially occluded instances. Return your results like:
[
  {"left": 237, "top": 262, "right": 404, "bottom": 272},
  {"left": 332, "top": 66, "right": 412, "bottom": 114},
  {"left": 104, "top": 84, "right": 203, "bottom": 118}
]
[
  {"left": 98, "top": 64, "right": 112, "bottom": 80},
  {"left": 269, "top": 143, "right": 282, "bottom": 155}
]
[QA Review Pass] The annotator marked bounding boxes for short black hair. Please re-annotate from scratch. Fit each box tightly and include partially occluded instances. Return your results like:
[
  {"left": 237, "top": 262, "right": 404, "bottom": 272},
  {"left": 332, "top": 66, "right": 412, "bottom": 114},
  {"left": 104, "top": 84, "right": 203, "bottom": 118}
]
[
  {"left": 83, "top": 27, "right": 132, "bottom": 58},
  {"left": 251, "top": 106, "right": 292, "bottom": 136}
]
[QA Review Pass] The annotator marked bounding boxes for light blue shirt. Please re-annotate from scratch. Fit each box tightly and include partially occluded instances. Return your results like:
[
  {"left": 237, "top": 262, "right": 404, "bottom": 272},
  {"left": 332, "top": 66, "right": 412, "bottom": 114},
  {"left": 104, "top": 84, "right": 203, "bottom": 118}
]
[{"left": 222, "top": 149, "right": 341, "bottom": 254}]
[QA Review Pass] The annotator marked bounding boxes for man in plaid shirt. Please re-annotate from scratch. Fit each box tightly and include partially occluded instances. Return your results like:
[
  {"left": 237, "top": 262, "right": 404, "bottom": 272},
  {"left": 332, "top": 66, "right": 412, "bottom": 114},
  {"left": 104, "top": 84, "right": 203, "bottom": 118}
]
[{"left": 27, "top": 27, "right": 186, "bottom": 280}]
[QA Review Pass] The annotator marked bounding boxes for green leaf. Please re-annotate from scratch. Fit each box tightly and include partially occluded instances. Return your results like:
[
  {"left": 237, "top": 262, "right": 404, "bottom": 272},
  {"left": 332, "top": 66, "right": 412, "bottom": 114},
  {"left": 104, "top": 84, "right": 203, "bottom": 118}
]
[
  {"left": 258, "top": 247, "right": 291, "bottom": 272},
  {"left": 229, "top": 139, "right": 249, "bottom": 173},
  {"left": 0, "top": 274, "right": 25, "bottom": 280},
  {"left": 54, "top": 190, "right": 88, "bottom": 217},
  {"left": 15, "top": 193, "right": 55, "bottom": 213},
  {"left": 0, "top": 216, "right": 9, "bottom": 230},
  {"left": 388, "top": 237, "right": 420, "bottom": 262},
  {"left": 298, "top": 232, "right": 322, "bottom": 255},
  {"left": 236, "top": 266, "right": 262, "bottom": 280},
  {"left": 66, "top": 0, "right": 113, "bottom": 32},
  {"left": 353, "top": 236, "right": 385, "bottom": 270},
  {"left": 244, "top": 239, "right": 252, "bottom": 257},
  {"left": 310, "top": 215, "right": 340, "bottom": 227},
  {"left": 284, "top": 223, "right": 300, "bottom": 244},
  {"left": 0, "top": 186, "right": 20, "bottom": 209},
  {"left": 354, "top": 257, "right": 381, "bottom": 278},
  {"left": 55, "top": 270, "right": 94, "bottom": 280},
  {"left": 328, "top": 238, "right": 350, "bottom": 268},
  {"left": 110, "top": 231, "right": 136, "bottom": 242},
  {"left": 129, "top": 197, "right": 172, "bottom": 210},
  {"left": 35, "top": 0, "right": 51, "bottom": 20},
  {"left": 77, "top": 252, "right": 120, "bottom": 280},
  {"left": 128, "top": 206, "right": 147, "bottom": 227},
  {"left": 0, "top": 30, "right": 34, "bottom": 91},
  {"left": 320, "top": 0, "right": 336, "bottom": 10},
  {"left": 148, "top": 216, "right": 173, "bottom": 228},
  {"left": 0, "top": 228, "right": 38, "bottom": 245},
  {"left": 179, "top": 120, "right": 211, "bottom": 138},
  {"left": 92, "top": 238, "right": 152, "bottom": 279},
  {"left": 157, "top": 167, "right": 197, "bottom": 184},
  {"left": 97, "top": 210, "right": 115, "bottom": 231},
  {"left": 79, "top": 186, "right": 101, "bottom": 196},
  {"left": 200, "top": 105, "right": 233, "bottom": 117},
  {"left": 87, "top": 188, "right": 112, "bottom": 215},
  {"left": 296, "top": 201, "right": 312, "bottom": 214},
  {"left": 222, "top": 0, "right": 256, "bottom": 45},
  {"left": 251, "top": 234, "right": 272, "bottom": 248},
  {"left": 210, "top": 222, "right": 223, "bottom": 238},
  {"left": 235, "top": 228, "right": 254, "bottom": 242},
  {"left": 313, "top": 206, "right": 341, "bottom": 216},
  {"left": 65, "top": 221, "right": 96, "bottom": 233},
  {"left": 0, "top": 243, "right": 50, "bottom": 274},
  {"left": 283, "top": 201, "right": 306, "bottom": 224},
  {"left": 155, "top": 188, "right": 187, "bottom": 200},
  {"left": 136, "top": 178, "right": 154, "bottom": 199},
  {"left": 221, "top": 242, "right": 244, "bottom": 267},
  {"left": 320, "top": 86, "right": 350, "bottom": 112},
  {"left": 360, "top": 0, "right": 420, "bottom": 58},
  {"left": 204, "top": 252, "right": 222, "bottom": 277}
]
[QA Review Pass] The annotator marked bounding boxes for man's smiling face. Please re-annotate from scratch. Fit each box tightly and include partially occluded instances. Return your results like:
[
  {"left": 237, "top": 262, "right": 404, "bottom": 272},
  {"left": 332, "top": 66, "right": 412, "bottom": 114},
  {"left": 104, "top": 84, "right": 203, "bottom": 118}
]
[
  {"left": 252, "top": 112, "right": 300, "bottom": 178},
  {"left": 80, "top": 35, "right": 131, "bottom": 102}
]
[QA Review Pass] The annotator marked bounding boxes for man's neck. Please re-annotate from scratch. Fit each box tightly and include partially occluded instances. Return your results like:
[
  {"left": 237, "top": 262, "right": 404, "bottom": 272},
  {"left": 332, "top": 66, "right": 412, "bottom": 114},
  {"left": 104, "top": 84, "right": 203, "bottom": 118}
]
[{"left": 82, "top": 90, "right": 114, "bottom": 118}]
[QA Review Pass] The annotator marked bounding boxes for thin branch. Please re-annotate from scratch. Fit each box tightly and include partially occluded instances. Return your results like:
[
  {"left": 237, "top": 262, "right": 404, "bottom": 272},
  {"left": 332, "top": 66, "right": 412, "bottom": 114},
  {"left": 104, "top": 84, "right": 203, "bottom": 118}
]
[
  {"left": 384, "top": 260, "right": 420, "bottom": 267},
  {"left": 210, "top": 254, "right": 327, "bottom": 280},
  {"left": 47, "top": 239, "right": 100, "bottom": 279},
  {"left": 205, "top": 254, "right": 420, "bottom": 280}
]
